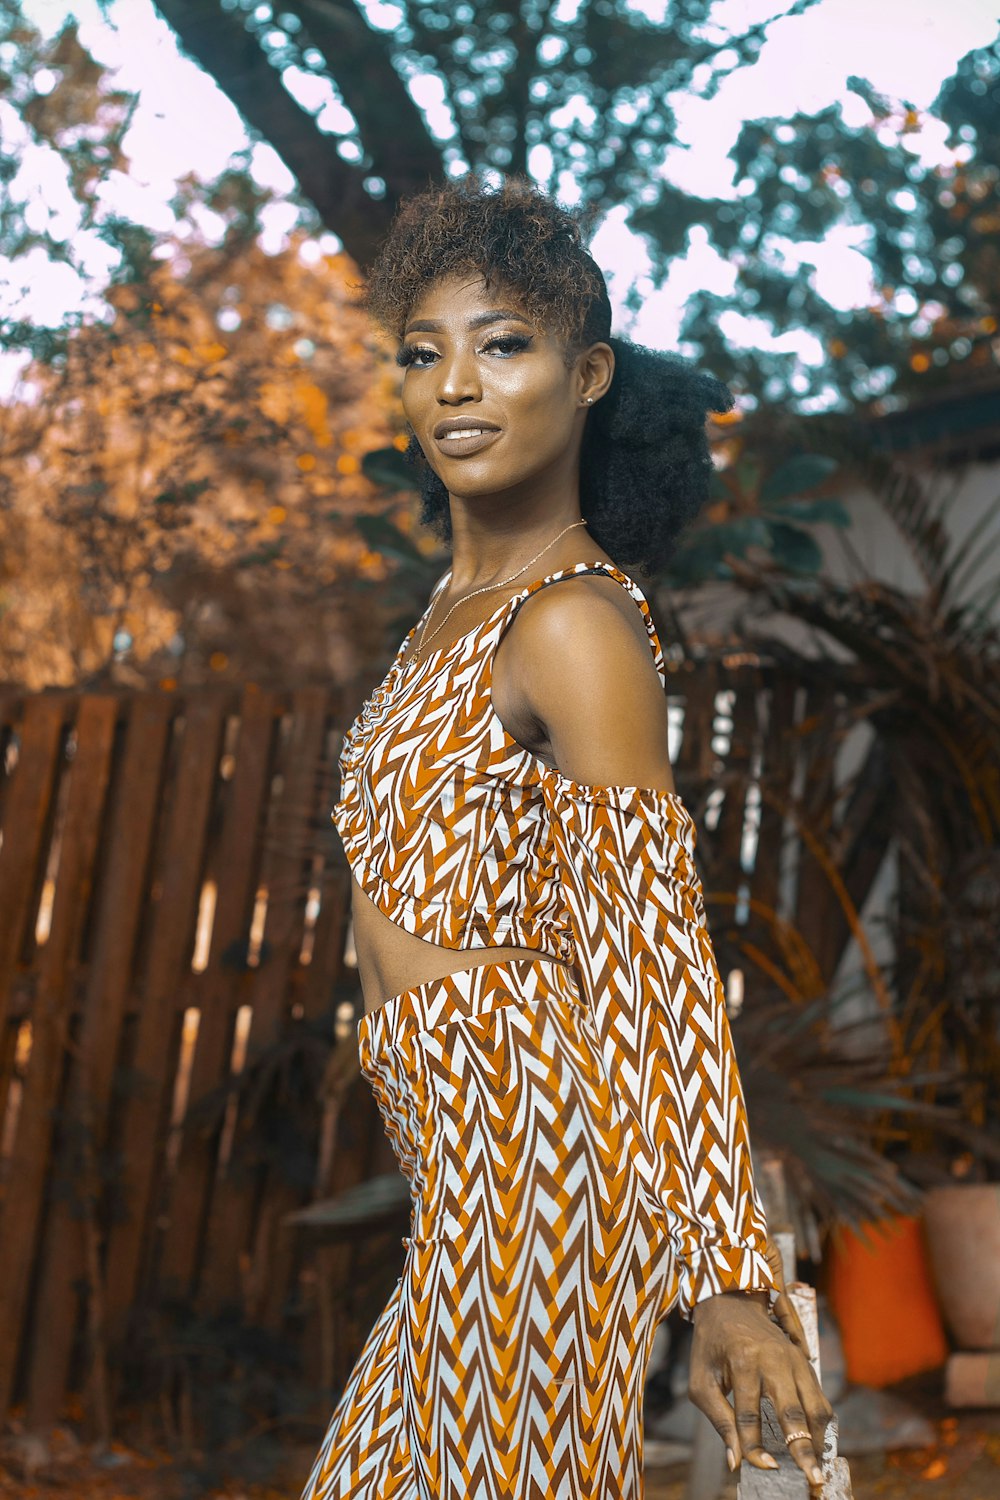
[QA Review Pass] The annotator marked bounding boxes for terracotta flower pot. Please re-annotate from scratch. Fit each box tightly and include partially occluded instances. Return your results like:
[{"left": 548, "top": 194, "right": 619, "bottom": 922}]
[
  {"left": 826, "top": 1215, "right": 949, "bottom": 1388},
  {"left": 924, "top": 1185, "right": 1000, "bottom": 1350}
]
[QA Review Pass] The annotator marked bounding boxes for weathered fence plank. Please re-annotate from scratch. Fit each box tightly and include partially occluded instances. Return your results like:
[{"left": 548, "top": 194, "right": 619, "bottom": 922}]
[
  {"left": 28, "top": 693, "right": 176, "bottom": 1432},
  {"left": 195, "top": 691, "right": 331, "bottom": 1311},
  {"left": 0, "top": 697, "right": 118, "bottom": 1419},
  {"left": 237, "top": 690, "right": 331, "bottom": 1328},
  {"left": 793, "top": 686, "right": 842, "bottom": 975},
  {"left": 103, "top": 695, "right": 228, "bottom": 1339},
  {"left": 676, "top": 660, "right": 719, "bottom": 789},
  {"left": 0, "top": 696, "right": 67, "bottom": 1032},
  {"left": 157, "top": 687, "right": 279, "bottom": 1299},
  {"left": 752, "top": 678, "right": 799, "bottom": 921},
  {"left": 713, "top": 666, "right": 761, "bottom": 883}
]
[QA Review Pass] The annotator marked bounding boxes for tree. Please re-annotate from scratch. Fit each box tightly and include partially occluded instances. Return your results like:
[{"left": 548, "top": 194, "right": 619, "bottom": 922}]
[
  {"left": 150, "top": 0, "right": 823, "bottom": 266},
  {"left": 0, "top": 219, "right": 407, "bottom": 690},
  {"left": 661, "top": 51, "right": 1000, "bottom": 407},
  {"left": 3, "top": 2, "right": 997, "bottom": 698},
  {"left": 148, "top": 1, "right": 1000, "bottom": 409},
  {"left": 0, "top": 10, "right": 408, "bottom": 690},
  {"left": 0, "top": 5, "right": 140, "bottom": 354}
]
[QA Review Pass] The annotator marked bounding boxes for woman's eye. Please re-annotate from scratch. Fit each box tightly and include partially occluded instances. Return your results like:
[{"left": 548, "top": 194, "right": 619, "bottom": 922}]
[
  {"left": 396, "top": 344, "right": 437, "bottom": 368},
  {"left": 396, "top": 333, "right": 531, "bottom": 366},
  {"left": 481, "top": 333, "right": 532, "bottom": 357}
]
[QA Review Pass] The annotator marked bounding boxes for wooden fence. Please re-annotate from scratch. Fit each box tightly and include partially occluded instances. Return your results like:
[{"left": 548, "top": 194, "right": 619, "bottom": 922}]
[{"left": 0, "top": 667, "right": 891, "bottom": 1437}]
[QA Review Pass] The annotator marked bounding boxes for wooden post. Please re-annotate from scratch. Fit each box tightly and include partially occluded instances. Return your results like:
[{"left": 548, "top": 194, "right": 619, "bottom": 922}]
[
  {"left": 737, "top": 1235, "right": 854, "bottom": 1499},
  {"left": 1, "top": 697, "right": 118, "bottom": 1424},
  {"left": 685, "top": 1407, "right": 728, "bottom": 1500},
  {"left": 734, "top": 1290, "right": 851, "bottom": 1500}
]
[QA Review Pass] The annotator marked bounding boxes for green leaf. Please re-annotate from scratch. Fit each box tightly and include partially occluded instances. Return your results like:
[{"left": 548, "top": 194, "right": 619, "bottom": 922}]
[
  {"left": 286, "top": 1171, "right": 411, "bottom": 1233},
  {"left": 820, "top": 1088, "right": 921, "bottom": 1112},
  {"left": 765, "top": 520, "right": 823, "bottom": 574},
  {"left": 237, "top": 541, "right": 284, "bottom": 567},
  {"left": 759, "top": 455, "right": 839, "bottom": 504},
  {"left": 670, "top": 517, "right": 770, "bottom": 583},
  {"left": 766, "top": 497, "right": 851, "bottom": 528},
  {"left": 734, "top": 456, "right": 763, "bottom": 495},
  {"left": 361, "top": 445, "right": 417, "bottom": 492},
  {"left": 354, "top": 512, "right": 426, "bottom": 565},
  {"left": 707, "top": 469, "right": 730, "bottom": 502}
]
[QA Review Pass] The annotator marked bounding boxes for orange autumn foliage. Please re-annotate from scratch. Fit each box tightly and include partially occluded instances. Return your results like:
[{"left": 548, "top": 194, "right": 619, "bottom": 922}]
[{"left": 0, "top": 229, "right": 411, "bottom": 690}]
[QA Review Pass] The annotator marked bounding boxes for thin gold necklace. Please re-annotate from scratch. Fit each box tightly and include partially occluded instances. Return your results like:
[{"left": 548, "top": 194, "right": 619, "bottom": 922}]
[{"left": 408, "top": 519, "right": 589, "bottom": 666}]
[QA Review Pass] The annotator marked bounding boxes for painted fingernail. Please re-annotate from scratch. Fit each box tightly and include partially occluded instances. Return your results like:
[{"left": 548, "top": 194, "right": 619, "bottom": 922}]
[
  {"left": 760, "top": 1453, "right": 779, "bottom": 1469},
  {"left": 726, "top": 1448, "right": 737, "bottom": 1473}
]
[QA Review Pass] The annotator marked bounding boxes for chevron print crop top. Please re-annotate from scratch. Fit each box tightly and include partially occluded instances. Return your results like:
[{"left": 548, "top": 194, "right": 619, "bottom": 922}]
[{"left": 333, "top": 561, "right": 693, "bottom": 963}]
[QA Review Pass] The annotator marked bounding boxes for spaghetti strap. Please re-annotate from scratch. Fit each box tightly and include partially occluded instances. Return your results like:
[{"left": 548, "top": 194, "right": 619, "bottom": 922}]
[
  {"left": 495, "top": 560, "right": 667, "bottom": 687},
  {"left": 428, "top": 567, "right": 452, "bottom": 604}
]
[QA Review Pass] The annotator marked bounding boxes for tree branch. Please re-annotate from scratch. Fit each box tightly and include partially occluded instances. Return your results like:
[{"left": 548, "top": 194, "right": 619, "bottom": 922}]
[
  {"left": 289, "top": 0, "right": 443, "bottom": 194},
  {"left": 152, "top": 0, "right": 394, "bottom": 264}
]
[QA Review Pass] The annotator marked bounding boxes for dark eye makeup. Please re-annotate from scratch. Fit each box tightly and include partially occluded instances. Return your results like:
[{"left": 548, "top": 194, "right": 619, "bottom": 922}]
[
  {"left": 395, "top": 331, "right": 533, "bottom": 368},
  {"left": 482, "top": 332, "right": 532, "bottom": 356},
  {"left": 395, "top": 344, "right": 434, "bottom": 368}
]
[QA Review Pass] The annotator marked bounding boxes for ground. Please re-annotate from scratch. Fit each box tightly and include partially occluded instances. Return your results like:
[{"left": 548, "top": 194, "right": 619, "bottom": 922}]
[
  {"left": 1, "top": 1401, "right": 998, "bottom": 1499},
  {"left": 648, "top": 1412, "right": 1000, "bottom": 1499}
]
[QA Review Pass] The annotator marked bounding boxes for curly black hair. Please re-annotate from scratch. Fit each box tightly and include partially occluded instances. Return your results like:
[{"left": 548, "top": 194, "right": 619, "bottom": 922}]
[{"left": 365, "top": 177, "right": 733, "bottom": 578}]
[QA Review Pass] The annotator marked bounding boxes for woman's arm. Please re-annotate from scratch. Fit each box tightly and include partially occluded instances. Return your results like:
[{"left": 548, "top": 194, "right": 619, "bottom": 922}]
[
  {"left": 500, "top": 577, "right": 832, "bottom": 1485},
  {"left": 537, "top": 765, "right": 774, "bottom": 1306}
]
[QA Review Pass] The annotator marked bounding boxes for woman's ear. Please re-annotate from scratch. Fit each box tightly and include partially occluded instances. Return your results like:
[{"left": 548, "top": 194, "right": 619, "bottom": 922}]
[{"left": 577, "top": 341, "right": 615, "bottom": 406}]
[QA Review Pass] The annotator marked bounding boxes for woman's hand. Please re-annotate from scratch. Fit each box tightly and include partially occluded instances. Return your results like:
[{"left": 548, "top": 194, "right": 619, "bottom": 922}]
[{"left": 688, "top": 1280, "right": 834, "bottom": 1490}]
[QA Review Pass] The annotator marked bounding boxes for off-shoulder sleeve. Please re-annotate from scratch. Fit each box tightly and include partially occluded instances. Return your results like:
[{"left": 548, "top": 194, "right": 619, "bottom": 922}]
[{"left": 539, "top": 767, "right": 776, "bottom": 1317}]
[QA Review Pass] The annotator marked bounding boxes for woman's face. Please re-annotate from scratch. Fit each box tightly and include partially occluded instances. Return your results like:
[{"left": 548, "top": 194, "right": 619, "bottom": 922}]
[{"left": 398, "top": 273, "right": 608, "bottom": 502}]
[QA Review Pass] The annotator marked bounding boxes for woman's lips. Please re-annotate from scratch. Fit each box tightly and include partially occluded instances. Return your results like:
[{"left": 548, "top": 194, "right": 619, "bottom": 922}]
[{"left": 432, "top": 426, "right": 502, "bottom": 458}]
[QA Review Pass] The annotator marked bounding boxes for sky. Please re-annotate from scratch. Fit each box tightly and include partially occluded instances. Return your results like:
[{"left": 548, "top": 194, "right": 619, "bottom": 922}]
[{"left": 5, "top": 0, "right": 999, "bottom": 387}]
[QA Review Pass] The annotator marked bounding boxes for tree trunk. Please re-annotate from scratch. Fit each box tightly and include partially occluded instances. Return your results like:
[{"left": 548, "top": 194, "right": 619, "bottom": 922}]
[
  {"left": 153, "top": 0, "right": 430, "bottom": 266},
  {"left": 291, "top": 0, "right": 444, "bottom": 193}
]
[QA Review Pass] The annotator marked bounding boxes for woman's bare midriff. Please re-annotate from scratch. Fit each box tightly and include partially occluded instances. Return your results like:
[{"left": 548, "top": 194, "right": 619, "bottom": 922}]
[{"left": 350, "top": 878, "right": 568, "bottom": 1016}]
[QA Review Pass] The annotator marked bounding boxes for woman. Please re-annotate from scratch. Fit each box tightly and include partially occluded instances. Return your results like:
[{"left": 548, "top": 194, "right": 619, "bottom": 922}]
[{"left": 303, "top": 178, "right": 833, "bottom": 1499}]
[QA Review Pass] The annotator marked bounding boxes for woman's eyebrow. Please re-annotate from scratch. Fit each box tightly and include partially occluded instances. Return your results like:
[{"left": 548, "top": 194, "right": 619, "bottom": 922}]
[{"left": 403, "top": 310, "right": 534, "bottom": 335}]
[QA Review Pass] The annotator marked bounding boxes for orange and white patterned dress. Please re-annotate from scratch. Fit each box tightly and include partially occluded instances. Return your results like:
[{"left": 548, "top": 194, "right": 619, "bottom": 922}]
[{"left": 303, "top": 562, "right": 774, "bottom": 1500}]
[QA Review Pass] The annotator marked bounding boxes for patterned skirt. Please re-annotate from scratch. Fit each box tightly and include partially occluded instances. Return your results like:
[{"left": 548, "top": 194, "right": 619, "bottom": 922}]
[{"left": 301, "top": 955, "right": 678, "bottom": 1500}]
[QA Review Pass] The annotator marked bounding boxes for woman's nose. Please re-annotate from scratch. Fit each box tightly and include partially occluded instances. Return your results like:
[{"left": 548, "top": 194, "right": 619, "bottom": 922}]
[{"left": 436, "top": 349, "right": 481, "bottom": 405}]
